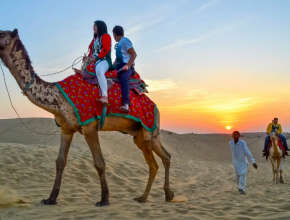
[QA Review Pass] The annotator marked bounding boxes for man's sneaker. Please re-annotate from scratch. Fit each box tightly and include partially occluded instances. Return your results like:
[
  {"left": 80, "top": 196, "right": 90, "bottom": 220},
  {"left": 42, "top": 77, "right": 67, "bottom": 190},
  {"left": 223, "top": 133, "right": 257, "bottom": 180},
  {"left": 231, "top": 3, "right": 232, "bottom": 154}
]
[
  {"left": 98, "top": 96, "right": 108, "bottom": 105},
  {"left": 240, "top": 190, "right": 246, "bottom": 195},
  {"left": 119, "top": 104, "right": 130, "bottom": 113},
  {"left": 238, "top": 188, "right": 242, "bottom": 192}
]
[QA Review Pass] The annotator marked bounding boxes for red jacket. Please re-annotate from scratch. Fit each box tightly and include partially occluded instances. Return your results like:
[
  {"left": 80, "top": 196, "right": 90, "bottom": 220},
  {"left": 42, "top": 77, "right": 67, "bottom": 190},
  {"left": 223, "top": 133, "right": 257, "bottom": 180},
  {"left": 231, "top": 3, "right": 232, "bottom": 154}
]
[{"left": 88, "top": 34, "right": 111, "bottom": 60}]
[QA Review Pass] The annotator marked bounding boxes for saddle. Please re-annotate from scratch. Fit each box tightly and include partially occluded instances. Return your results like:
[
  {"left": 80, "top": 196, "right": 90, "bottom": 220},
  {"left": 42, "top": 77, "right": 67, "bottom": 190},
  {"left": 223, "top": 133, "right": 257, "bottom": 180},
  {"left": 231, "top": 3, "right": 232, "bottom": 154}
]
[{"left": 81, "top": 60, "right": 148, "bottom": 95}]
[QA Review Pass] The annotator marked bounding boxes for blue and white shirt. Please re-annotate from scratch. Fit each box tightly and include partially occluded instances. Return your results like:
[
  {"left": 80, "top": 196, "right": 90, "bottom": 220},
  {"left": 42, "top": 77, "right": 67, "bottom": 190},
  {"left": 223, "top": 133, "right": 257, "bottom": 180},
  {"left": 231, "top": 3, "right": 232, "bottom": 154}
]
[{"left": 115, "top": 37, "right": 134, "bottom": 65}]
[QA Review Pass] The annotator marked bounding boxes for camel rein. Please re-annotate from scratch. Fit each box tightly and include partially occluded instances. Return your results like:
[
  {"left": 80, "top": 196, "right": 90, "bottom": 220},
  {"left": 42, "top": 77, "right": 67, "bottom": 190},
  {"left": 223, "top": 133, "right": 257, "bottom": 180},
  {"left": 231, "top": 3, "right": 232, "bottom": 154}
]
[
  {"left": 23, "top": 73, "right": 36, "bottom": 93},
  {"left": 0, "top": 55, "right": 86, "bottom": 135}
]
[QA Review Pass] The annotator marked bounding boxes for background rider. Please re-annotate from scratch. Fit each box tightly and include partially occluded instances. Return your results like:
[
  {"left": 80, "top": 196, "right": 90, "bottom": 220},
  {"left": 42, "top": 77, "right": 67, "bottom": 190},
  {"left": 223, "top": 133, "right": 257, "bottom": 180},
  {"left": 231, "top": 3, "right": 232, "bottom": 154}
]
[{"left": 262, "top": 118, "right": 289, "bottom": 156}]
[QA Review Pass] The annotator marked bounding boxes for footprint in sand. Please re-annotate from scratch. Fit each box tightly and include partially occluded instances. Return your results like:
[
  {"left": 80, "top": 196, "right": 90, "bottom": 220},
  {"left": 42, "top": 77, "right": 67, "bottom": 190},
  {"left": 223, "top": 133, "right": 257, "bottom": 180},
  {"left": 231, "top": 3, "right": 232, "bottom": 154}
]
[
  {"left": 0, "top": 188, "right": 27, "bottom": 209},
  {"left": 170, "top": 195, "right": 188, "bottom": 203}
]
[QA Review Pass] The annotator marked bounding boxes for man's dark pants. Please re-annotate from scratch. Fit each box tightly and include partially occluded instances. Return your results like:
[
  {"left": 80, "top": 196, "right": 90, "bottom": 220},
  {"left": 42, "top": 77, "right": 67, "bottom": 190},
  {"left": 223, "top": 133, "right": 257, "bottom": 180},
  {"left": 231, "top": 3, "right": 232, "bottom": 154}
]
[
  {"left": 263, "top": 134, "right": 289, "bottom": 152},
  {"left": 117, "top": 63, "right": 135, "bottom": 106}
]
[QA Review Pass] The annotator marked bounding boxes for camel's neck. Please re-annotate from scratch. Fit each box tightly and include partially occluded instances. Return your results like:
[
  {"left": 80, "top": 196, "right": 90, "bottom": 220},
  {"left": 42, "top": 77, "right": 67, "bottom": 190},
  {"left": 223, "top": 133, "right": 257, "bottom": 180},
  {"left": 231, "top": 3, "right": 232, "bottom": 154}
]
[
  {"left": 272, "top": 139, "right": 280, "bottom": 155},
  {"left": 1, "top": 39, "right": 60, "bottom": 115}
]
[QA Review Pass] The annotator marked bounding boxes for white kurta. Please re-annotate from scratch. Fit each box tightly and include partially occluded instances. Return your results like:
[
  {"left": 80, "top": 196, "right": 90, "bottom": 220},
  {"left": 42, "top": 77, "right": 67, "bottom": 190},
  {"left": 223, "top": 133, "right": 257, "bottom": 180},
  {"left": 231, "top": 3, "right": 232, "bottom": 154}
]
[{"left": 229, "top": 139, "right": 255, "bottom": 191}]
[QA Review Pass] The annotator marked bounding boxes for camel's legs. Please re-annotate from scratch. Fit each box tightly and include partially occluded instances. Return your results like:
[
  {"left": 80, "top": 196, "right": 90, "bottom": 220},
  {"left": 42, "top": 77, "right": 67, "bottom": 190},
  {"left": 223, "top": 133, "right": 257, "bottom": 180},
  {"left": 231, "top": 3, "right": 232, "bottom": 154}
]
[
  {"left": 134, "top": 130, "right": 174, "bottom": 202},
  {"left": 133, "top": 146, "right": 159, "bottom": 203},
  {"left": 279, "top": 160, "right": 284, "bottom": 183},
  {"left": 277, "top": 159, "right": 284, "bottom": 183},
  {"left": 151, "top": 135, "right": 174, "bottom": 202},
  {"left": 280, "top": 170, "right": 284, "bottom": 183},
  {"left": 42, "top": 129, "right": 74, "bottom": 205},
  {"left": 276, "top": 159, "right": 281, "bottom": 183},
  {"left": 270, "top": 160, "right": 275, "bottom": 182},
  {"left": 274, "top": 159, "right": 280, "bottom": 183},
  {"left": 83, "top": 126, "right": 109, "bottom": 207}
]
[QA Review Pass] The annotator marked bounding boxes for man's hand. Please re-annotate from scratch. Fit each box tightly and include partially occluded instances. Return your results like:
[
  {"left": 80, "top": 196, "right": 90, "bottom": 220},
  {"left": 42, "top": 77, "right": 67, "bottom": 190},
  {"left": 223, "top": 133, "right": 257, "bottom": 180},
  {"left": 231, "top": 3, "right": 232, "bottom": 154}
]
[
  {"left": 73, "top": 68, "right": 84, "bottom": 76},
  {"left": 122, "top": 64, "right": 129, "bottom": 71},
  {"left": 83, "top": 56, "right": 96, "bottom": 62},
  {"left": 253, "top": 163, "right": 258, "bottom": 169},
  {"left": 89, "top": 57, "right": 97, "bottom": 62}
]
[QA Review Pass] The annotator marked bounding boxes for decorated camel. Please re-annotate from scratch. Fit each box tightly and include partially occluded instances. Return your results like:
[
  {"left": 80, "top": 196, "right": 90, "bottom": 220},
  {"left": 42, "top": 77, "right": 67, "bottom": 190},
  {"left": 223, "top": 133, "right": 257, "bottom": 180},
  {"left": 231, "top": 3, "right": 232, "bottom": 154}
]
[
  {"left": 268, "top": 132, "right": 285, "bottom": 183},
  {"left": 0, "top": 29, "right": 174, "bottom": 206}
]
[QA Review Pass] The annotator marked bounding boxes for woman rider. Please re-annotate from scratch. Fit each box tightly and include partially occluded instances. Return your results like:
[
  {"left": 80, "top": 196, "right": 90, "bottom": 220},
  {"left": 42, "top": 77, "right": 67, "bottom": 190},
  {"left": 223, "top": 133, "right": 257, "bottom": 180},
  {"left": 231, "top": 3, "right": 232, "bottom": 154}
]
[{"left": 74, "top": 20, "right": 112, "bottom": 105}]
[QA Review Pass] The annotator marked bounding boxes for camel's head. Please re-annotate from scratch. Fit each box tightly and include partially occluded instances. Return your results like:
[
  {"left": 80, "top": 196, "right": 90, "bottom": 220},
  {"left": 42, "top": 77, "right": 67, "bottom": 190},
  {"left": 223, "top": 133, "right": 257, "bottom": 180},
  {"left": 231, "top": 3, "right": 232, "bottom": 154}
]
[
  {"left": 270, "top": 131, "right": 278, "bottom": 142},
  {"left": 0, "top": 29, "right": 18, "bottom": 51}
]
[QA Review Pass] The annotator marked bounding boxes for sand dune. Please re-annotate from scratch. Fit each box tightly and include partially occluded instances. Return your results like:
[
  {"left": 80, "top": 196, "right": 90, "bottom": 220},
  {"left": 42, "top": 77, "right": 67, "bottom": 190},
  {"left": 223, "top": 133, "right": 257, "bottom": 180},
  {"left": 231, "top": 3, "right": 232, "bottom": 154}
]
[{"left": 1, "top": 118, "right": 290, "bottom": 219}]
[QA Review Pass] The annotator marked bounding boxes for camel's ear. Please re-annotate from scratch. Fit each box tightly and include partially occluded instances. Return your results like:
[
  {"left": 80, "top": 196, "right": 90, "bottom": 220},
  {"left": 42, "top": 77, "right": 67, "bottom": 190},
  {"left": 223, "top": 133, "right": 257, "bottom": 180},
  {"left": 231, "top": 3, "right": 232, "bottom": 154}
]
[{"left": 11, "top": 29, "right": 18, "bottom": 38}]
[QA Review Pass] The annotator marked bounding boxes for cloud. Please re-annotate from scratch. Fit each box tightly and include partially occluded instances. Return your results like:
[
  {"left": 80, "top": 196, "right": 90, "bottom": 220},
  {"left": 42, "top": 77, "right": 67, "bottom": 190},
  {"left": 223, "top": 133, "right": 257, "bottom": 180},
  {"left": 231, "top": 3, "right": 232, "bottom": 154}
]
[
  {"left": 181, "top": 89, "right": 208, "bottom": 99},
  {"left": 164, "top": 96, "right": 276, "bottom": 115},
  {"left": 205, "top": 98, "right": 256, "bottom": 113},
  {"left": 144, "top": 79, "right": 207, "bottom": 99},
  {"left": 157, "top": 39, "right": 200, "bottom": 51},
  {"left": 195, "top": 0, "right": 218, "bottom": 13},
  {"left": 211, "top": 19, "right": 252, "bottom": 35},
  {"left": 173, "top": 0, "right": 218, "bottom": 23},
  {"left": 126, "top": 19, "right": 163, "bottom": 35},
  {"left": 126, "top": 24, "right": 145, "bottom": 35},
  {"left": 145, "top": 0, "right": 218, "bottom": 35},
  {"left": 153, "top": 18, "right": 251, "bottom": 52},
  {"left": 144, "top": 79, "right": 177, "bottom": 92}
]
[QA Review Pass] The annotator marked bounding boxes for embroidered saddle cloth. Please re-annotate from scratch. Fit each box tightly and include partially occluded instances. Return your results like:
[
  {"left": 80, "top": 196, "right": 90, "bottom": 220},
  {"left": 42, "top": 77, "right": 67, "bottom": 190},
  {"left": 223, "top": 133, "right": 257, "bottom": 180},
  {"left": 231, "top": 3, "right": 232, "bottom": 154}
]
[{"left": 55, "top": 74, "right": 156, "bottom": 131}]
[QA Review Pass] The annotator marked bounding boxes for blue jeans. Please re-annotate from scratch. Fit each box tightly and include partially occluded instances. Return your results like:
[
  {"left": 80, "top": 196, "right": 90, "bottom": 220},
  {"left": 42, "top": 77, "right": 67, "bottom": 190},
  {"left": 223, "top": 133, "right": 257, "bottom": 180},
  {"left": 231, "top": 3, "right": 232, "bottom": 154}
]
[
  {"left": 263, "top": 134, "right": 289, "bottom": 152},
  {"left": 116, "top": 63, "right": 135, "bottom": 105}
]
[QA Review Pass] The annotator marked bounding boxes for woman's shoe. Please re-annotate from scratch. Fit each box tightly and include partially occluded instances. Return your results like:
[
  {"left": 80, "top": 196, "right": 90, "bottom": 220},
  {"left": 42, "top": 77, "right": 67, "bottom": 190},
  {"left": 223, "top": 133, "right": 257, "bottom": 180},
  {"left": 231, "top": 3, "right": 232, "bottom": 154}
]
[
  {"left": 98, "top": 96, "right": 108, "bottom": 105},
  {"left": 119, "top": 104, "right": 130, "bottom": 113}
]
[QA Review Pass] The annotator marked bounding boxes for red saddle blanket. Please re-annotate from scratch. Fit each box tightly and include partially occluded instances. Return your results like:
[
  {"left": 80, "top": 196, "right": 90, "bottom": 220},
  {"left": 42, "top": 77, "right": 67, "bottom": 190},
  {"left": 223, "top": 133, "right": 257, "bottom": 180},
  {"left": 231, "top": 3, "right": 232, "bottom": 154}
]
[
  {"left": 55, "top": 74, "right": 156, "bottom": 131},
  {"left": 267, "top": 137, "right": 285, "bottom": 154}
]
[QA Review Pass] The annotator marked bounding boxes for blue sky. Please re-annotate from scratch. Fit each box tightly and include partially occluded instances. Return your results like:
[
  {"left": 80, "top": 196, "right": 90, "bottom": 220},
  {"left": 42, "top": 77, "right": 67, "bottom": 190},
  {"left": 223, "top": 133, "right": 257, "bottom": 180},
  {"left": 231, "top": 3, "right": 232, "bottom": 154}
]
[{"left": 1, "top": 0, "right": 290, "bottom": 133}]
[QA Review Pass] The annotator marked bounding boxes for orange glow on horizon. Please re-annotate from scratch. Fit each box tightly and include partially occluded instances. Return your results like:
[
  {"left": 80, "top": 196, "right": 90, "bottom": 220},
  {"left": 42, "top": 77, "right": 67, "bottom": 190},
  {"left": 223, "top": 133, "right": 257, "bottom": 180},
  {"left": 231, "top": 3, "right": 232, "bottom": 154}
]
[{"left": 145, "top": 77, "right": 290, "bottom": 133}]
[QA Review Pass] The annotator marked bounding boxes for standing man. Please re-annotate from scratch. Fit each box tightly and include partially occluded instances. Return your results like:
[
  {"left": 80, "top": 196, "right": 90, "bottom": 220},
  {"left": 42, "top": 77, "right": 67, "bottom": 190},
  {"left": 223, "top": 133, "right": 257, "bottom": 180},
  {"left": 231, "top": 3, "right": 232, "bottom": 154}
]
[
  {"left": 262, "top": 118, "right": 289, "bottom": 157},
  {"left": 229, "top": 131, "right": 258, "bottom": 195},
  {"left": 112, "top": 25, "right": 137, "bottom": 113}
]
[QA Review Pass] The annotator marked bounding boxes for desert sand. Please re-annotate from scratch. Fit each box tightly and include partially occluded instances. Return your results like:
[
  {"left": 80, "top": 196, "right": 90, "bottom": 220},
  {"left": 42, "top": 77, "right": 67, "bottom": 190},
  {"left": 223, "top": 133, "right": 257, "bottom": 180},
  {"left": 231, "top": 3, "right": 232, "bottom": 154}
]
[{"left": 1, "top": 118, "right": 290, "bottom": 220}]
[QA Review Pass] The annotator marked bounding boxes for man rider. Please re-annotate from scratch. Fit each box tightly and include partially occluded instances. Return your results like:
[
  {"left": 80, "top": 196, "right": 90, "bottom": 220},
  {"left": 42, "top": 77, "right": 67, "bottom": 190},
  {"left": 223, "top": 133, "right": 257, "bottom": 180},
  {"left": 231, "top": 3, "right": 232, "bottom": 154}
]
[{"left": 262, "top": 118, "right": 289, "bottom": 157}]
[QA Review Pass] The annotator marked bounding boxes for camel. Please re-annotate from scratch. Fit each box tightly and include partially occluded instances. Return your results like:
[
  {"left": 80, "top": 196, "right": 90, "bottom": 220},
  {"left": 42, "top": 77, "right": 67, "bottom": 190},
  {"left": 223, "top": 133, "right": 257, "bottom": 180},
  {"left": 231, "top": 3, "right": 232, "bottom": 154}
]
[
  {"left": 268, "top": 132, "right": 285, "bottom": 183},
  {"left": 0, "top": 29, "right": 174, "bottom": 206}
]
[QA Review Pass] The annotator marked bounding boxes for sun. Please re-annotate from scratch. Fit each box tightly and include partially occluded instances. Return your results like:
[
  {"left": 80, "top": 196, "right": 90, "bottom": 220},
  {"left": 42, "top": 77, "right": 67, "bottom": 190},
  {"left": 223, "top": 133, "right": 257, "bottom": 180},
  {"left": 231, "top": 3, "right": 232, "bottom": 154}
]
[{"left": 226, "top": 126, "right": 231, "bottom": 130}]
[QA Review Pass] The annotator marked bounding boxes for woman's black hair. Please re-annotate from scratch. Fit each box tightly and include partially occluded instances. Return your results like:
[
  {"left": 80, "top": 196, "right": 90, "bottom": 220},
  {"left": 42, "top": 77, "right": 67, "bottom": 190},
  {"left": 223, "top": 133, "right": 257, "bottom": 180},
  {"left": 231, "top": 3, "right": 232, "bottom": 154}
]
[{"left": 94, "top": 20, "right": 108, "bottom": 39}]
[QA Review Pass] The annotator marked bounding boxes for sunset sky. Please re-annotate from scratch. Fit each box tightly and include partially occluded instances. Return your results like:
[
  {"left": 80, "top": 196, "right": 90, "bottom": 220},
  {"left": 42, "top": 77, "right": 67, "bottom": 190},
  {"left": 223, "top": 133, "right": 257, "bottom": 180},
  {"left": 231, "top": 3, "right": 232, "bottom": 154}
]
[{"left": 1, "top": 0, "right": 290, "bottom": 133}]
